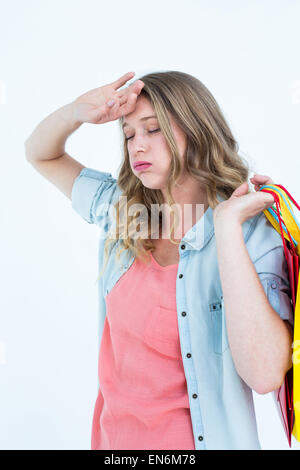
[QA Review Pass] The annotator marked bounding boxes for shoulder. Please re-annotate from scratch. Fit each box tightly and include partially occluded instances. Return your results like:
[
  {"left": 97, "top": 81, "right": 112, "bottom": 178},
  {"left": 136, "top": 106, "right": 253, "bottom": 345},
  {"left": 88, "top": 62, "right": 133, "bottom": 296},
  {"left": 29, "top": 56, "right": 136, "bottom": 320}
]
[
  {"left": 243, "top": 212, "right": 284, "bottom": 264},
  {"left": 71, "top": 167, "right": 122, "bottom": 224}
]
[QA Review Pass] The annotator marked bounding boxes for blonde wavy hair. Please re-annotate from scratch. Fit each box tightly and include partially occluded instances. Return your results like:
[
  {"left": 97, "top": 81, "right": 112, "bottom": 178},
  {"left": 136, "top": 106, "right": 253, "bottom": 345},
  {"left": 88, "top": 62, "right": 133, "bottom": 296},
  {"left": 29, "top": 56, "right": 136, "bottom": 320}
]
[{"left": 96, "top": 70, "right": 250, "bottom": 281}]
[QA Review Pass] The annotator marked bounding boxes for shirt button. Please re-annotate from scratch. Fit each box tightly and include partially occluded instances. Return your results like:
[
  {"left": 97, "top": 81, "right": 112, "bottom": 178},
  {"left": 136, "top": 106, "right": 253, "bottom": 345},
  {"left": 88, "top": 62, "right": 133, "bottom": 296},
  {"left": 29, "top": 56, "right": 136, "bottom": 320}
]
[
  {"left": 198, "top": 435, "right": 203, "bottom": 441},
  {"left": 192, "top": 393, "right": 198, "bottom": 399},
  {"left": 179, "top": 274, "right": 183, "bottom": 278},
  {"left": 186, "top": 353, "right": 192, "bottom": 358},
  {"left": 181, "top": 244, "right": 186, "bottom": 250},
  {"left": 181, "top": 311, "right": 186, "bottom": 317},
  {"left": 271, "top": 282, "right": 277, "bottom": 289}
]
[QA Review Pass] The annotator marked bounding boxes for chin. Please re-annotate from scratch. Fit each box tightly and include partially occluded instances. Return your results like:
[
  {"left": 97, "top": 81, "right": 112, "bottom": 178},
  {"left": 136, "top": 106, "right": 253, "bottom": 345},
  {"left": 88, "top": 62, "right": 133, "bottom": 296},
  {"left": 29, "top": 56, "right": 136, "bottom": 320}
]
[
  {"left": 135, "top": 172, "right": 167, "bottom": 190},
  {"left": 140, "top": 180, "right": 165, "bottom": 190}
]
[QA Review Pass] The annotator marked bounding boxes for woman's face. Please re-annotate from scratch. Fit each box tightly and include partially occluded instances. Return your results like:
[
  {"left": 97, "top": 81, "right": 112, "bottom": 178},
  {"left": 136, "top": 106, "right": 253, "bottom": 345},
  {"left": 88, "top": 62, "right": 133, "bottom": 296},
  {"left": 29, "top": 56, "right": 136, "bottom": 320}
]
[{"left": 123, "top": 95, "right": 187, "bottom": 190}]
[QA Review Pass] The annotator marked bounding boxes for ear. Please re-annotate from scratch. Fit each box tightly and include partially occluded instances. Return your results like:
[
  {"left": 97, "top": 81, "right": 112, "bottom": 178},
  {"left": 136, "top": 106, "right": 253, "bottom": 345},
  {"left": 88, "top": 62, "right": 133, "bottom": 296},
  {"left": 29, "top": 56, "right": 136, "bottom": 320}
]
[{"left": 230, "top": 182, "right": 249, "bottom": 199}]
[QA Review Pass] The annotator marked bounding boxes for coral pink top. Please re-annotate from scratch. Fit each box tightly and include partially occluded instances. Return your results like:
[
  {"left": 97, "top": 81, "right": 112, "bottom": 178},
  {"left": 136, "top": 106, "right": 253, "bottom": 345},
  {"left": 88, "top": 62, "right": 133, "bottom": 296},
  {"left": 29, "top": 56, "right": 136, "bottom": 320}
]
[{"left": 91, "top": 252, "right": 195, "bottom": 450}]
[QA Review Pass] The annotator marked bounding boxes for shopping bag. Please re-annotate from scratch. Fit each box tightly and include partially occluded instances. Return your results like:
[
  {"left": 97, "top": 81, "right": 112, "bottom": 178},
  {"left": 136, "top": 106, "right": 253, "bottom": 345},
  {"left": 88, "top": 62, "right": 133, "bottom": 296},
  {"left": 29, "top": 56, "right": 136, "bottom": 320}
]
[{"left": 258, "top": 184, "right": 300, "bottom": 447}]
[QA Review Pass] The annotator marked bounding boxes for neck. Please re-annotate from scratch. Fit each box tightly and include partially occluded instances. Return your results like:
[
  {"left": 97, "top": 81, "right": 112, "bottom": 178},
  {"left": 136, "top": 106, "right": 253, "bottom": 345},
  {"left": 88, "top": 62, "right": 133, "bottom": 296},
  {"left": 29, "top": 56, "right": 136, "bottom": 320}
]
[{"left": 159, "top": 175, "right": 209, "bottom": 240}]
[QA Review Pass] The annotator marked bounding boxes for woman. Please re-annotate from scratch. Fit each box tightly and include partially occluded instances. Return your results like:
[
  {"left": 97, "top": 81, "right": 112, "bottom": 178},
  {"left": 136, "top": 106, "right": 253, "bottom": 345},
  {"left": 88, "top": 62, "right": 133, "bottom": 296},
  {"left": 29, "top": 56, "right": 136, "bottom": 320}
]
[{"left": 25, "top": 71, "right": 294, "bottom": 450}]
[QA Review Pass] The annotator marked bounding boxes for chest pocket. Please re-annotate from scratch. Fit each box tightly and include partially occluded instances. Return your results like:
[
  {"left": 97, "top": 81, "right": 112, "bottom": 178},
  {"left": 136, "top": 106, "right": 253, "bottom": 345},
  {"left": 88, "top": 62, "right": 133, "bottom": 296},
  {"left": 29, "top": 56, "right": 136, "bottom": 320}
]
[
  {"left": 210, "top": 297, "right": 229, "bottom": 355},
  {"left": 143, "top": 305, "right": 182, "bottom": 360}
]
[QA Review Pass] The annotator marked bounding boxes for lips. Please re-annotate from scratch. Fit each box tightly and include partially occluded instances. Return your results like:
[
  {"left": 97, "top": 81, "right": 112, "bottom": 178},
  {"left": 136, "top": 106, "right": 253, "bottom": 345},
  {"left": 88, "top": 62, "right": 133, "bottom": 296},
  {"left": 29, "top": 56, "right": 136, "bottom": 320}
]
[{"left": 133, "top": 161, "right": 152, "bottom": 169}]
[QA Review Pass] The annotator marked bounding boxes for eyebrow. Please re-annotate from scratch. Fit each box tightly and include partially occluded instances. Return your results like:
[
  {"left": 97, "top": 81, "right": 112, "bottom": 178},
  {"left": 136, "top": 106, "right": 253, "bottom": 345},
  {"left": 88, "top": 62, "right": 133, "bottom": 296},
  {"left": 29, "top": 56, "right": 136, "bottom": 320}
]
[{"left": 122, "top": 115, "right": 157, "bottom": 129}]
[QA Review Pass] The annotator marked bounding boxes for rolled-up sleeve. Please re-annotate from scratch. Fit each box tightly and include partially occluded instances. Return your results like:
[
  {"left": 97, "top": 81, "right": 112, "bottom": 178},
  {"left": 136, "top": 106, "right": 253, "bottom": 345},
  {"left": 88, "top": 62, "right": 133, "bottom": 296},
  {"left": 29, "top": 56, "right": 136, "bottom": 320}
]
[
  {"left": 254, "top": 246, "right": 294, "bottom": 328},
  {"left": 71, "top": 167, "right": 119, "bottom": 226}
]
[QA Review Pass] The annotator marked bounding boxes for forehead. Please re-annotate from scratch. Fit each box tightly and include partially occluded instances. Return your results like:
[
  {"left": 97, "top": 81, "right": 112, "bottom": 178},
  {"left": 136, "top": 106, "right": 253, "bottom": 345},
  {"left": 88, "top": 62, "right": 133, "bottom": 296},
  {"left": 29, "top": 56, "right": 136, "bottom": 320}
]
[{"left": 122, "top": 96, "right": 157, "bottom": 129}]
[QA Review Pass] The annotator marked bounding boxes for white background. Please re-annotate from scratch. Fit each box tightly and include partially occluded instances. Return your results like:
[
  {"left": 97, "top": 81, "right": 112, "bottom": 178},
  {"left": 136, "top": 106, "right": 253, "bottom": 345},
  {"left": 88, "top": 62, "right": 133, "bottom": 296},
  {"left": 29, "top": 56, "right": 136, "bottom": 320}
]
[{"left": 0, "top": 0, "right": 300, "bottom": 450}]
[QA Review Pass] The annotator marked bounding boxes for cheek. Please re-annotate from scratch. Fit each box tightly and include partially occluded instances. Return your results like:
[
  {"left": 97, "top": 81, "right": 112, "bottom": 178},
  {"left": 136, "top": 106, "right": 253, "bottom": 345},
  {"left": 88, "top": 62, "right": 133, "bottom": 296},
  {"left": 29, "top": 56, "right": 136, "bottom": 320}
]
[{"left": 155, "top": 138, "right": 172, "bottom": 162}]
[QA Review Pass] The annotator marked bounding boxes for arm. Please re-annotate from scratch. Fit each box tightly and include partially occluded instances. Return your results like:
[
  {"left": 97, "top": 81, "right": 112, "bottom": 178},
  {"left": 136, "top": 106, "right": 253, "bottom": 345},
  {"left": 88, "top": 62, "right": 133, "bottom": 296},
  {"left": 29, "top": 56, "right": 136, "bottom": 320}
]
[
  {"left": 24, "top": 73, "right": 145, "bottom": 200},
  {"left": 214, "top": 218, "right": 293, "bottom": 394},
  {"left": 24, "top": 103, "right": 85, "bottom": 200},
  {"left": 213, "top": 179, "right": 294, "bottom": 394}
]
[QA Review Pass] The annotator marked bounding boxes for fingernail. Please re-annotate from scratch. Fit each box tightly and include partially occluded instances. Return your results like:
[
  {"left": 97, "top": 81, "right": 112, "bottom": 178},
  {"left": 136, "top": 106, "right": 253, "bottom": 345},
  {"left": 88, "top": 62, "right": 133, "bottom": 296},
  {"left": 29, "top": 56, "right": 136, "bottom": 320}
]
[{"left": 107, "top": 100, "right": 115, "bottom": 107}]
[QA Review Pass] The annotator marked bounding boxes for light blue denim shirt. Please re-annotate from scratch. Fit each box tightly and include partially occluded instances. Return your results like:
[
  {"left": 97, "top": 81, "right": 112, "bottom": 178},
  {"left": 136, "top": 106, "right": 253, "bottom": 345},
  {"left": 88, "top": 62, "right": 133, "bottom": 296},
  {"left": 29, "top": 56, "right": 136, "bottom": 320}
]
[{"left": 71, "top": 167, "right": 293, "bottom": 450}]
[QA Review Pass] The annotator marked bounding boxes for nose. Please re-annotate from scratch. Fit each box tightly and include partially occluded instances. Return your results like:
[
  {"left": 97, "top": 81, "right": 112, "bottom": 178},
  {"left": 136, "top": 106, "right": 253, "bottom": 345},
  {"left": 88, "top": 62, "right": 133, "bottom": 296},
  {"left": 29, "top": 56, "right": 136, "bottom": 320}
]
[{"left": 130, "top": 131, "right": 148, "bottom": 155}]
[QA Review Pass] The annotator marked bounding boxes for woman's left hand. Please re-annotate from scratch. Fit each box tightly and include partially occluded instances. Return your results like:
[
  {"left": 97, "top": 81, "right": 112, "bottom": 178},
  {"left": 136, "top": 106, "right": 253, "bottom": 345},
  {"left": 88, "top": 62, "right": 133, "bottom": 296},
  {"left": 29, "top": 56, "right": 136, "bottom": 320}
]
[{"left": 213, "top": 174, "right": 275, "bottom": 226}]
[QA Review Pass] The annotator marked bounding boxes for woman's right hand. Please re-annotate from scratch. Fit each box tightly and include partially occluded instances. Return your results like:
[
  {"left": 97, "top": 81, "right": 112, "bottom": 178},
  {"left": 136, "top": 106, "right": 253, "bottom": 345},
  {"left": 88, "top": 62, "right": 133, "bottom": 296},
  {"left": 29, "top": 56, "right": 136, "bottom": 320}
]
[{"left": 71, "top": 72, "right": 145, "bottom": 125}]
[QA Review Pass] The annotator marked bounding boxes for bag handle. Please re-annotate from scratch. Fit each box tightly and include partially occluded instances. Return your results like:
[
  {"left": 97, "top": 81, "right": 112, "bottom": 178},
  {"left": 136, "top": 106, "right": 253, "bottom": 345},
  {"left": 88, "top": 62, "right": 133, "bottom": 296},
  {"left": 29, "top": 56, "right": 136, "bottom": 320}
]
[
  {"left": 276, "top": 184, "right": 300, "bottom": 212},
  {"left": 259, "top": 185, "right": 300, "bottom": 246},
  {"left": 259, "top": 185, "right": 300, "bottom": 255},
  {"left": 259, "top": 188, "right": 294, "bottom": 263}
]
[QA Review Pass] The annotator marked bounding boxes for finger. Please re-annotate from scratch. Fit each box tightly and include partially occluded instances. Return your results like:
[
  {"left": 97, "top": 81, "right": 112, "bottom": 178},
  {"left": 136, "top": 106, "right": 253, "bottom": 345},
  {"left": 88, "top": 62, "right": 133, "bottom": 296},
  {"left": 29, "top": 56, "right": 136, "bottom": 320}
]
[
  {"left": 118, "top": 92, "right": 138, "bottom": 116},
  {"left": 131, "top": 80, "right": 145, "bottom": 92},
  {"left": 112, "top": 90, "right": 134, "bottom": 108},
  {"left": 262, "top": 192, "right": 275, "bottom": 207},
  {"left": 105, "top": 88, "right": 137, "bottom": 111},
  {"left": 111, "top": 72, "right": 135, "bottom": 90},
  {"left": 251, "top": 181, "right": 265, "bottom": 191},
  {"left": 250, "top": 174, "right": 270, "bottom": 180},
  {"left": 251, "top": 182, "right": 274, "bottom": 193},
  {"left": 231, "top": 182, "right": 249, "bottom": 198},
  {"left": 118, "top": 80, "right": 144, "bottom": 99},
  {"left": 250, "top": 174, "right": 274, "bottom": 184}
]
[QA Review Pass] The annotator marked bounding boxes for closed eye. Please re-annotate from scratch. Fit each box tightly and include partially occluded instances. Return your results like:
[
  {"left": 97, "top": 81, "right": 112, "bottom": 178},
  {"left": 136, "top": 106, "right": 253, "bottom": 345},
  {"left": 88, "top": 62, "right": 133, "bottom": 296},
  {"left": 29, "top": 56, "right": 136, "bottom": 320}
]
[{"left": 125, "top": 129, "right": 160, "bottom": 141}]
